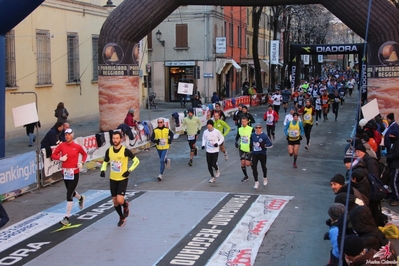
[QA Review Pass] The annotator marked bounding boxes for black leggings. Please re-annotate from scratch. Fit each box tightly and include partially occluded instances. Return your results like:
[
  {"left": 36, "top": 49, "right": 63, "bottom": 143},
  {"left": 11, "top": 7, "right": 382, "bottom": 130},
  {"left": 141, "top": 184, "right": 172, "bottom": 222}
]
[
  {"left": 251, "top": 153, "right": 267, "bottom": 181},
  {"left": 266, "top": 125, "right": 275, "bottom": 138},
  {"left": 206, "top": 152, "right": 219, "bottom": 177},
  {"left": 304, "top": 124, "right": 313, "bottom": 145},
  {"left": 63, "top": 173, "right": 80, "bottom": 201}
]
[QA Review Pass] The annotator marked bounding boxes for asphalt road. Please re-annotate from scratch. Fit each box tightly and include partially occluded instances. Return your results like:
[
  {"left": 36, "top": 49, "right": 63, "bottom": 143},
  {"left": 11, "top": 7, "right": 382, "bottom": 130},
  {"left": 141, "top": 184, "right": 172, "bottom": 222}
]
[{"left": 3, "top": 90, "right": 373, "bottom": 265}]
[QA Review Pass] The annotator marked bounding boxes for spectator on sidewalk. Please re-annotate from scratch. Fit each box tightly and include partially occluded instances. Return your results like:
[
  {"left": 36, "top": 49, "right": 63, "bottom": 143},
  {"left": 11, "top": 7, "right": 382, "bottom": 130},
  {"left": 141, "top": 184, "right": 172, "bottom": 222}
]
[
  {"left": 24, "top": 121, "right": 41, "bottom": 147},
  {"left": 211, "top": 92, "right": 220, "bottom": 104},
  {"left": 384, "top": 113, "right": 399, "bottom": 153},
  {"left": 54, "top": 102, "right": 69, "bottom": 123},
  {"left": 192, "top": 94, "right": 202, "bottom": 108},
  {"left": 124, "top": 108, "right": 137, "bottom": 127},
  {"left": 327, "top": 203, "right": 346, "bottom": 264},
  {"left": 59, "top": 122, "right": 70, "bottom": 142},
  {"left": 41, "top": 122, "right": 63, "bottom": 157}
]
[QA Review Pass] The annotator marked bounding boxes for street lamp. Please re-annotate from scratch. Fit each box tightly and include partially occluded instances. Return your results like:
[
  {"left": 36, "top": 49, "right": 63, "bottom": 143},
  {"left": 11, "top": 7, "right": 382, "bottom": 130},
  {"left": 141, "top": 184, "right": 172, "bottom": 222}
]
[
  {"left": 156, "top": 30, "right": 165, "bottom": 47},
  {"left": 103, "top": 0, "right": 115, "bottom": 13}
]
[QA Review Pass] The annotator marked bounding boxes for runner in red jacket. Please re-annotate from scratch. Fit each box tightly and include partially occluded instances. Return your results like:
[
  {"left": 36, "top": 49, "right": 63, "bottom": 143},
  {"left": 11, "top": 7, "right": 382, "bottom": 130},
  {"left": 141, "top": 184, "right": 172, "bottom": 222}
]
[{"left": 52, "top": 128, "right": 87, "bottom": 226}]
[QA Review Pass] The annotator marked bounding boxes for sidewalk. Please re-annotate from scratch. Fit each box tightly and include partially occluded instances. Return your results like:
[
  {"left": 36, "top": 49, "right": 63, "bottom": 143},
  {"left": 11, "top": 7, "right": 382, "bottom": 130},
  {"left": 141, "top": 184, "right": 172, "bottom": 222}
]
[{"left": 5, "top": 102, "right": 185, "bottom": 158}]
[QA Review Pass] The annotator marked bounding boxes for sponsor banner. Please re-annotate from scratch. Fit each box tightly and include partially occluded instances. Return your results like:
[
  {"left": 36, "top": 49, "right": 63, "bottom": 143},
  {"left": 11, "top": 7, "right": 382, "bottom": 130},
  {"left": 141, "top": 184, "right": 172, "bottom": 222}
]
[
  {"left": 0, "top": 191, "right": 145, "bottom": 265},
  {"left": 208, "top": 195, "right": 293, "bottom": 266},
  {"left": 0, "top": 152, "right": 36, "bottom": 195},
  {"left": 303, "top": 54, "right": 310, "bottom": 65},
  {"left": 270, "top": 40, "right": 279, "bottom": 65},
  {"left": 99, "top": 42, "right": 141, "bottom": 76}
]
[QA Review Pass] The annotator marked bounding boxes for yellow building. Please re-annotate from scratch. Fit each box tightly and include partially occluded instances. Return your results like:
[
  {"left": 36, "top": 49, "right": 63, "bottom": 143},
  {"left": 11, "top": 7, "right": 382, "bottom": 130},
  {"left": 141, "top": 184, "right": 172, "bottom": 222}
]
[{"left": 4, "top": 0, "right": 148, "bottom": 138}]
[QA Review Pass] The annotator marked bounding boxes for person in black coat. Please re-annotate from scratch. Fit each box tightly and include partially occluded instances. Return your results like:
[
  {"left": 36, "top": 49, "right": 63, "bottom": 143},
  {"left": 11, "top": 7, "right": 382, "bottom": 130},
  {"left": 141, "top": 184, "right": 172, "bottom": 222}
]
[
  {"left": 387, "top": 129, "right": 399, "bottom": 206},
  {"left": 40, "top": 122, "right": 63, "bottom": 157},
  {"left": 349, "top": 205, "right": 390, "bottom": 251}
]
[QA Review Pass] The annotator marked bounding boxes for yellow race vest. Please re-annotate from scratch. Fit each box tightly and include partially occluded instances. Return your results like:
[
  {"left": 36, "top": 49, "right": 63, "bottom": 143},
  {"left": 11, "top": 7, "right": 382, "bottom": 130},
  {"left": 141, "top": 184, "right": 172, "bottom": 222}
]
[{"left": 109, "top": 146, "right": 129, "bottom": 181}]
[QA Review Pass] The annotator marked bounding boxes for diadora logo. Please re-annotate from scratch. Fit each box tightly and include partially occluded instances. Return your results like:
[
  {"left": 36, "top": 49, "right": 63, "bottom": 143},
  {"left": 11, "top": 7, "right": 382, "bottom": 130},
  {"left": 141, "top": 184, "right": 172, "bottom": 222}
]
[
  {"left": 302, "top": 47, "right": 311, "bottom": 53},
  {"left": 316, "top": 45, "right": 358, "bottom": 53},
  {"left": 52, "top": 224, "right": 82, "bottom": 233}
]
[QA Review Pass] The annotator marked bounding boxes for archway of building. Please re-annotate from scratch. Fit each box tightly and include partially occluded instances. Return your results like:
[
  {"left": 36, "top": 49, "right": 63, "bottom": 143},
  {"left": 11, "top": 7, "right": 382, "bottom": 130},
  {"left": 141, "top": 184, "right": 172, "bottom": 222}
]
[{"left": 97, "top": 0, "right": 399, "bottom": 131}]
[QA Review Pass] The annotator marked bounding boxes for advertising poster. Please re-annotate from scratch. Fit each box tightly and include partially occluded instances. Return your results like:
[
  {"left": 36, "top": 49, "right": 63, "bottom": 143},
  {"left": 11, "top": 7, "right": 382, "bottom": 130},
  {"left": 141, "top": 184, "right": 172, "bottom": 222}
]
[{"left": 367, "top": 41, "right": 399, "bottom": 116}]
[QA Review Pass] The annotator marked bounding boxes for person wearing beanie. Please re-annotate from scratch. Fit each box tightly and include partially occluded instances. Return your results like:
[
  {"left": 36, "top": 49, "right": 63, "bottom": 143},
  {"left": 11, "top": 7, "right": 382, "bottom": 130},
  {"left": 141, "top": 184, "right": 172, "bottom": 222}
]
[
  {"left": 330, "top": 174, "right": 345, "bottom": 193},
  {"left": 241, "top": 106, "right": 256, "bottom": 127},
  {"left": 350, "top": 168, "right": 370, "bottom": 205},
  {"left": 201, "top": 119, "right": 224, "bottom": 183},
  {"left": 327, "top": 203, "right": 346, "bottom": 264},
  {"left": 182, "top": 108, "right": 201, "bottom": 166},
  {"left": 233, "top": 104, "right": 244, "bottom": 128},
  {"left": 384, "top": 112, "right": 399, "bottom": 152},
  {"left": 355, "top": 144, "right": 379, "bottom": 178}
]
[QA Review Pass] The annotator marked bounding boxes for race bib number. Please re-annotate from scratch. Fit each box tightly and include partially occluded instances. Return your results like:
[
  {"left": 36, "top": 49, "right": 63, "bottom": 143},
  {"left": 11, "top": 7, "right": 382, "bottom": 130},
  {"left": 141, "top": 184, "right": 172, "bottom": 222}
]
[
  {"left": 63, "top": 168, "right": 75, "bottom": 180},
  {"left": 253, "top": 143, "right": 261, "bottom": 152},
  {"left": 207, "top": 141, "right": 214, "bottom": 148},
  {"left": 241, "top": 136, "right": 249, "bottom": 144},
  {"left": 159, "top": 138, "right": 166, "bottom": 146},
  {"left": 188, "top": 135, "right": 195, "bottom": 140},
  {"left": 288, "top": 129, "right": 299, "bottom": 138},
  {"left": 111, "top": 160, "right": 122, "bottom": 173},
  {"left": 304, "top": 114, "right": 311, "bottom": 121}
]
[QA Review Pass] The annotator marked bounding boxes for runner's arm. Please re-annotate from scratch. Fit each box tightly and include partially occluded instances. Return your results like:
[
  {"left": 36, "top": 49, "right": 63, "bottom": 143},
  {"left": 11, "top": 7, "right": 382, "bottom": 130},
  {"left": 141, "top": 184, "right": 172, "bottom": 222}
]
[
  {"left": 100, "top": 149, "right": 110, "bottom": 171},
  {"left": 168, "top": 129, "right": 174, "bottom": 144},
  {"left": 222, "top": 120, "right": 230, "bottom": 137}
]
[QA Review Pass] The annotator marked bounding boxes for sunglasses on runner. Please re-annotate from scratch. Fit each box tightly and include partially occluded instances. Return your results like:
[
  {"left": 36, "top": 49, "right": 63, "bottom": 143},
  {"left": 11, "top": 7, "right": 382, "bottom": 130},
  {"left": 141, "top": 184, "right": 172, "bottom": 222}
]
[{"left": 157, "top": 121, "right": 163, "bottom": 123}]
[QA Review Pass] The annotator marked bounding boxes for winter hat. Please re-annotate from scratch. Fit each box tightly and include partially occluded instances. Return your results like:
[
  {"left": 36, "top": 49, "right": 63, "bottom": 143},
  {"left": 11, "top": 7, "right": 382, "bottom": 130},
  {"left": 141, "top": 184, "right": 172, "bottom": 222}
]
[
  {"left": 351, "top": 169, "right": 365, "bottom": 182},
  {"left": 128, "top": 108, "right": 135, "bottom": 114},
  {"left": 358, "top": 118, "right": 368, "bottom": 129},
  {"left": 328, "top": 203, "right": 346, "bottom": 221},
  {"left": 344, "top": 235, "right": 364, "bottom": 256},
  {"left": 355, "top": 144, "right": 366, "bottom": 153},
  {"left": 206, "top": 119, "right": 214, "bottom": 126},
  {"left": 330, "top": 174, "right": 345, "bottom": 185},
  {"left": 387, "top": 113, "right": 395, "bottom": 120},
  {"left": 343, "top": 152, "right": 354, "bottom": 163},
  {"left": 64, "top": 128, "right": 74, "bottom": 134}
]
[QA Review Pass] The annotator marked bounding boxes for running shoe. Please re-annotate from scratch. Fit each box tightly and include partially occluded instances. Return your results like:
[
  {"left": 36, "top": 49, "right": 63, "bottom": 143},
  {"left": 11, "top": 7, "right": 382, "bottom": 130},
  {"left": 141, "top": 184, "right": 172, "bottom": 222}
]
[
  {"left": 316, "top": 121, "right": 319, "bottom": 125},
  {"left": 224, "top": 152, "right": 228, "bottom": 161},
  {"left": 305, "top": 145, "right": 309, "bottom": 150},
  {"left": 263, "top": 177, "right": 268, "bottom": 186},
  {"left": 60, "top": 216, "right": 71, "bottom": 226},
  {"left": 188, "top": 159, "right": 193, "bottom": 166},
  {"left": 157, "top": 174, "right": 162, "bottom": 181},
  {"left": 123, "top": 201, "right": 130, "bottom": 218},
  {"left": 215, "top": 169, "right": 220, "bottom": 178},
  {"left": 166, "top": 158, "right": 171, "bottom": 169},
  {"left": 79, "top": 195, "right": 85, "bottom": 210},
  {"left": 254, "top": 181, "right": 259, "bottom": 189},
  {"left": 209, "top": 177, "right": 216, "bottom": 183},
  {"left": 194, "top": 147, "right": 198, "bottom": 156},
  {"left": 241, "top": 176, "right": 249, "bottom": 182},
  {"left": 118, "top": 217, "right": 126, "bottom": 227},
  {"left": 293, "top": 163, "right": 298, "bottom": 168},
  {"left": 390, "top": 200, "right": 399, "bottom": 206}
]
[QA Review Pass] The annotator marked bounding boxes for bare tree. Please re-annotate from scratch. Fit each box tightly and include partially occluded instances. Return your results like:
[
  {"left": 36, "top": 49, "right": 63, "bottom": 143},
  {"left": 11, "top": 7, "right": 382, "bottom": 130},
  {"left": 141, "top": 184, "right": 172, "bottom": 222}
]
[{"left": 252, "top": 6, "right": 263, "bottom": 93}]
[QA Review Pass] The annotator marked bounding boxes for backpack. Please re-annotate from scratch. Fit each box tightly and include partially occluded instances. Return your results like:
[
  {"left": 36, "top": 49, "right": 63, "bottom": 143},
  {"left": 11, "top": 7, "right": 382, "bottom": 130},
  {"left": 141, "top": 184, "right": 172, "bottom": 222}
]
[{"left": 367, "top": 172, "right": 389, "bottom": 201}]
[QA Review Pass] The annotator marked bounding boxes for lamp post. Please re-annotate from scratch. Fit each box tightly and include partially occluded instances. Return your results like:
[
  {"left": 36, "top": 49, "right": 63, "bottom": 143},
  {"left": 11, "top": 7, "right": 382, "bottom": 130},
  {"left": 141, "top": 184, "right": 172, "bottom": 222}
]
[
  {"left": 156, "top": 30, "right": 165, "bottom": 47},
  {"left": 103, "top": 0, "right": 115, "bottom": 13}
]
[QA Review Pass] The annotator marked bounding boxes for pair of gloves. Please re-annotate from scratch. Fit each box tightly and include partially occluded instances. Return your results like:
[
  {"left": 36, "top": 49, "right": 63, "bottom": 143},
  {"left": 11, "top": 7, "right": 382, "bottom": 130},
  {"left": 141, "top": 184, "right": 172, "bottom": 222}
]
[
  {"left": 100, "top": 170, "right": 130, "bottom": 178},
  {"left": 59, "top": 154, "right": 84, "bottom": 169},
  {"left": 201, "top": 143, "right": 218, "bottom": 149},
  {"left": 184, "top": 130, "right": 201, "bottom": 135}
]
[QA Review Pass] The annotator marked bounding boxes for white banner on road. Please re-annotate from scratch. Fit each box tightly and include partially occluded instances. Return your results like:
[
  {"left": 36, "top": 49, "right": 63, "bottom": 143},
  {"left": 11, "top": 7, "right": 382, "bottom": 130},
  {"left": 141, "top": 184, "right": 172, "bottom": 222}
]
[{"left": 207, "top": 195, "right": 293, "bottom": 266}]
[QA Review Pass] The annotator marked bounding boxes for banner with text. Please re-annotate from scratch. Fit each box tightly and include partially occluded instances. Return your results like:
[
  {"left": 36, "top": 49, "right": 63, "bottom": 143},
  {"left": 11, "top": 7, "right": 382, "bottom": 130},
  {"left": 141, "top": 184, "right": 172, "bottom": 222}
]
[
  {"left": 270, "top": 40, "right": 280, "bottom": 65},
  {"left": 0, "top": 151, "right": 37, "bottom": 195}
]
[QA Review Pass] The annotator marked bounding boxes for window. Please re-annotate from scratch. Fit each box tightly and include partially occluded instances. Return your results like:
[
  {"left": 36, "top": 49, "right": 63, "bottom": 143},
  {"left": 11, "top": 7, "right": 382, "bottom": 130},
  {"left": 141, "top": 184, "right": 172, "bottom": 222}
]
[
  {"left": 92, "top": 35, "right": 98, "bottom": 81},
  {"left": 5, "top": 30, "right": 16, "bottom": 88},
  {"left": 175, "top": 24, "right": 188, "bottom": 48},
  {"left": 238, "top": 25, "right": 242, "bottom": 48},
  {"left": 36, "top": 30, "right": 52, "bottom": 85},
  {"left": 67, "top": 33, "right": 80, "bottom": 83},
  {"left": 229, "top": 23, "right": 234, "bottom": 46}
]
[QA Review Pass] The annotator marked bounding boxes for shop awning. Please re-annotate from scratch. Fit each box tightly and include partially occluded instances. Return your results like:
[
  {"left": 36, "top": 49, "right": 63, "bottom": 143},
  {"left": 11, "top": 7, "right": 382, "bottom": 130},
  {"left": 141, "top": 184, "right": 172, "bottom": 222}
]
[{"left": 216, "top": 58, "right": 242, "bottom": 74}]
